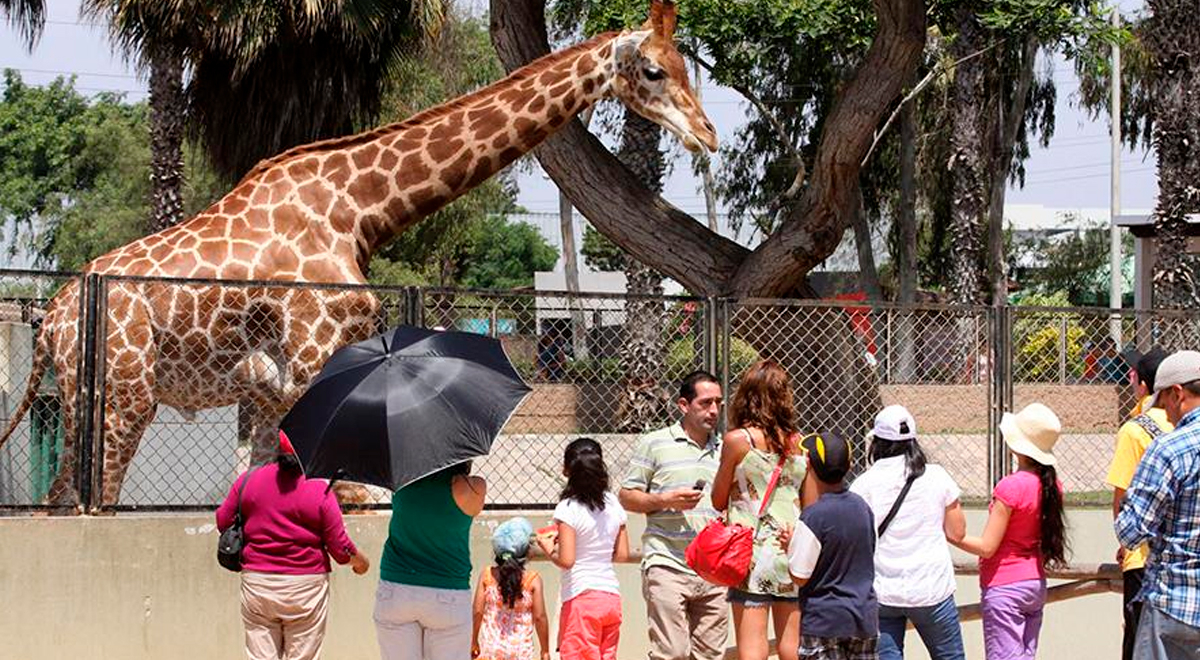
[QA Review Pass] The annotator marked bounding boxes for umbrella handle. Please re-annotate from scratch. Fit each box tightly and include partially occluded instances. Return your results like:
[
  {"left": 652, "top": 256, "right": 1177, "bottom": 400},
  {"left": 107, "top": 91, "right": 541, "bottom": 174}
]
[{"left": 325, "top": 468, "right": 348, "bottom": 495}]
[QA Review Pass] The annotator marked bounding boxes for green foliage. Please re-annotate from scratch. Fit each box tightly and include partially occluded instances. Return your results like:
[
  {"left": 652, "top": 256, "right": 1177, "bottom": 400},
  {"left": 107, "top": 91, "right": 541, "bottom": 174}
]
[
  {"left": 581, "top": 223, "right": 625, "bottom": 272},
  {"left": 665, "top": 335, "right": 759, "bottom": 381},
  {"left": 0, "top": 70, "right": 225, "bottom": 269},
  {"left": 1013, "top": 292, "right": 1085, "bottom": 382},
  {"left": 461, "top": 217, "right": 559, "bottom": 290},
  {"left": 1010, "top": 215, "right": 1134, "bottom": 306}
]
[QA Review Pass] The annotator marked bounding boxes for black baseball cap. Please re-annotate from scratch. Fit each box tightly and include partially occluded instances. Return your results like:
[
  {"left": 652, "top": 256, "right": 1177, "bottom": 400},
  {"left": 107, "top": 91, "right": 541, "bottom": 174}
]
[{"left": 801, "top": 432, "right": 851, "bottom": 484}]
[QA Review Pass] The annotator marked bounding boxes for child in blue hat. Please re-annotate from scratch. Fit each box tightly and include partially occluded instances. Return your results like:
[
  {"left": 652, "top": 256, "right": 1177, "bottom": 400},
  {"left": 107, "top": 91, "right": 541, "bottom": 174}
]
[{"left": 471, "top": 517, "right": 550, "bottom": 660}]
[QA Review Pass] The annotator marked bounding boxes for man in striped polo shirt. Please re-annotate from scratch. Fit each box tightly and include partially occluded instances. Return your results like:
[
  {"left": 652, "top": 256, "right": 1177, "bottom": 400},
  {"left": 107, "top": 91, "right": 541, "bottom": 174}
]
[{"left": 620, "top": 370, "right": 727, "bottom": 660}]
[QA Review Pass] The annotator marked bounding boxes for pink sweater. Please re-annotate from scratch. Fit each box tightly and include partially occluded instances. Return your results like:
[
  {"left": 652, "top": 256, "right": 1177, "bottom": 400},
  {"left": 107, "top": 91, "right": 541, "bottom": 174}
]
[{"left": 216, "top": 464, "right": 358, "bottom": 575}]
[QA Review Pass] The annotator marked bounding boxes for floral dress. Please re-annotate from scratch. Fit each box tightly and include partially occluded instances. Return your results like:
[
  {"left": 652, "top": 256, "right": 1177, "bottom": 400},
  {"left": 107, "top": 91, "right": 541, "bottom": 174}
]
[
  {"left": 727, "top": 431, "right": 807, "bottom": 597},
  {"left": 477, "top": 566, "right": 539, "bottom": 660}
]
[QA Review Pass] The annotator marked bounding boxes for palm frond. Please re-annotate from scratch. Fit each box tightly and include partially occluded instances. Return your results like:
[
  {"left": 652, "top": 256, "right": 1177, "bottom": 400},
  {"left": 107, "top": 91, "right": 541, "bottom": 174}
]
[{"left": 1, "top": 0, "right": 45, "bottom": 49}]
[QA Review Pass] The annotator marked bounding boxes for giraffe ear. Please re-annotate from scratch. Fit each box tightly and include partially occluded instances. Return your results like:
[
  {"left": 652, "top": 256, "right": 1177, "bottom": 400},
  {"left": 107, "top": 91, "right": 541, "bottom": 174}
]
[
  {"left": 646, "top": 0, "right": 664, "bottom": 35},
  {"left": 661, "top": 1, "right": 677, "bottom": 38}
]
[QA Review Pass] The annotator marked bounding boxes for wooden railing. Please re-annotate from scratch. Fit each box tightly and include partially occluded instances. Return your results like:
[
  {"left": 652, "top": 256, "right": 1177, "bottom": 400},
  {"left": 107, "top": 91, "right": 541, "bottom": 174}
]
[{"left": 535, "top": 552, "right": 1121, "bottom": 659}]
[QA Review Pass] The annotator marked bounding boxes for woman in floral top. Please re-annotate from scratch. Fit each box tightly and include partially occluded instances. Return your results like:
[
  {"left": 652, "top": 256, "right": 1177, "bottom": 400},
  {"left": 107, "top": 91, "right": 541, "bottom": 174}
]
[{"left": 712, "top": 359, "right": 810, "bottom": 660}]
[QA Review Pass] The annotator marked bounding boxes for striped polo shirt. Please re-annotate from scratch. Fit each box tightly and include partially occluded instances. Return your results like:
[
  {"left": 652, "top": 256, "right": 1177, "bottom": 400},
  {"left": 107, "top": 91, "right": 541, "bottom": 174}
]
[{"left": 621, "top": 422, "right": 721, "bottom": 574}]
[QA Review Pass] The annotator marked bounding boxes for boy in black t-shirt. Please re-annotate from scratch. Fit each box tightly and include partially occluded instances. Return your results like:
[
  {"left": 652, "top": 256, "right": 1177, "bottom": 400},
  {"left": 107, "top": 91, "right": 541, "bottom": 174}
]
[{"left": 788, "top": 432, "right": 880, "bottom": 660}]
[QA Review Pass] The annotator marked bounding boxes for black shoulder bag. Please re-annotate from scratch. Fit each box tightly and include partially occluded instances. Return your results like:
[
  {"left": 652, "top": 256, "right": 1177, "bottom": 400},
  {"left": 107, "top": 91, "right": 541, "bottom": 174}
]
[
  {"left": 218, "top": 466, "right": 260, "bottom": 572},
  {"left": 877, "top": 473, "right": 918, "bottom": 538}
]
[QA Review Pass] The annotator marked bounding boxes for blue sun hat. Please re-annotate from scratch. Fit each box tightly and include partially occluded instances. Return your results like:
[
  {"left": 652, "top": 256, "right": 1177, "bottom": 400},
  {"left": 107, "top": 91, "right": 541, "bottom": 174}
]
[{"left": 492, "top": 517, "right": 534, "bottom": 561}]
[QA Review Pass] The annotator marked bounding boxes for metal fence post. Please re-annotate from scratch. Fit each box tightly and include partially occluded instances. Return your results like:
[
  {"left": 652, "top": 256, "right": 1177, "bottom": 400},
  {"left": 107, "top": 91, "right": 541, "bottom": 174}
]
[
  {"left": 1059, "top": 316, "right": 1068, "bottom": 385},
  {"left": 74, "top": 274, "right": 103, "bottom": 512},
  {"left": 989, "top": 305, "right": 1014, "bottom": 488},
  {"left": 404, "top": 286, "right": 425, "bottom": 328},
  {"left": 703, "top": 297, "right": 718, "bottom": 376},
  {"left": 719, "top": 299, "right": 732, "bottom": 432}
]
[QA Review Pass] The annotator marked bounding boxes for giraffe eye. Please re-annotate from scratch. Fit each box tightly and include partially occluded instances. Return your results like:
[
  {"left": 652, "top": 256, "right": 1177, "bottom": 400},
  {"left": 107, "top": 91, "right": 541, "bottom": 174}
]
[{"left": 643, "top": 66, "right": 666, "bottom": 81}]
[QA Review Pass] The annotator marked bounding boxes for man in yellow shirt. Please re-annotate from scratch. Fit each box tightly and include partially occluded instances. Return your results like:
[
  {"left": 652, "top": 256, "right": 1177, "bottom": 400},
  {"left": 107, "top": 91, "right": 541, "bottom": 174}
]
[{"left": 1107, "top": 347, "right": 1172, "bottom": 660}]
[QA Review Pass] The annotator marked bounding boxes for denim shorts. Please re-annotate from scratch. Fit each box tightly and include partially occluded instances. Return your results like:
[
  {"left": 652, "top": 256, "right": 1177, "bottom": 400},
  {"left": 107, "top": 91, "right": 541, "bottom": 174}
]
[{"left": 727, "top": 588, "right": 798, "bottom": 608}]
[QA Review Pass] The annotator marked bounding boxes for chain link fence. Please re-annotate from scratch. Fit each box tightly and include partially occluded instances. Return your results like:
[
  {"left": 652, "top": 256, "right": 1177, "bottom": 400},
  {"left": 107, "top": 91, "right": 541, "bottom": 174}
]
[
  {"left": 1009, "top": 305, "right": 1200, "bottom": 504},
  {"left": 0, "top": 269, "right": 1196, "bottom": 512},
  {"left": 0, "top": 271, "right": 85, "bottom": 510}
]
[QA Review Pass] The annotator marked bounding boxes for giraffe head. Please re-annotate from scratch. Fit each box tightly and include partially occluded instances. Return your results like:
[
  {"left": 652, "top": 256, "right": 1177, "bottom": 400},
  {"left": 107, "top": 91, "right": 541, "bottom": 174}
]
[{"left": 609, "top": 0, "right": 718, "bottom": 153}]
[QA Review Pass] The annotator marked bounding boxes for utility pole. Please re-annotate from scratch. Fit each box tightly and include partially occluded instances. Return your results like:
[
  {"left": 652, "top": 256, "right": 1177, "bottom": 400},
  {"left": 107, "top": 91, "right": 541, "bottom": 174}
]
[
  {"left": 1109, "top": 7, "right": 1123, "bottom": 341},
  {"left": 559, "top": 108, "right": 594, "bottom": 361}
]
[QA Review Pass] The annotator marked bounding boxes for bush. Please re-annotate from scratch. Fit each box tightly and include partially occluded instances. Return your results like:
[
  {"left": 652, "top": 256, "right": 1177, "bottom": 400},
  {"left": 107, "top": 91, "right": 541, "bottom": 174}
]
[
  {"left": 665, "top": 336, "right": 759, "bottom": 381},
  {"left": 1014, "top": 292, "right": 1086, "bottom": 383}
]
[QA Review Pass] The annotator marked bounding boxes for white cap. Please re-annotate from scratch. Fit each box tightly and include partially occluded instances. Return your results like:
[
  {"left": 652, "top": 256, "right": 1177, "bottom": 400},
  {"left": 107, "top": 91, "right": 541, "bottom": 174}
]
[
  {"left": 868, "top": 404, "right": 917, "bottom": 441},
  {"left": 1145, "top": 350, "right": 1200, "bottom": 409}
]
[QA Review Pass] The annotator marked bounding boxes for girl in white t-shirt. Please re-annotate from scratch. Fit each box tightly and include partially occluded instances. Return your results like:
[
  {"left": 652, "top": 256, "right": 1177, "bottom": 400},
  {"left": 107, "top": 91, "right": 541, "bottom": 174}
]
[
  {"left": 849, "top": 405, "right": 968, "bottom": 660},
  {"left": 536, "top": 437, "right": 629, "bottom": 660}
]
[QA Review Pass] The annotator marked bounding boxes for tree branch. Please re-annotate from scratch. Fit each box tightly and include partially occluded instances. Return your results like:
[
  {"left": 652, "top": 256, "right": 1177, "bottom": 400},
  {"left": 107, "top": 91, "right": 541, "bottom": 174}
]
[
  {"left": 861, "top": 39, "right": 1003, "bottom": 167},
  {"left": 729, "top": 0, "right": 928, "bottom": 297},
  {"left": 489, "top": 0, "right": 747, "bottom": 297}
]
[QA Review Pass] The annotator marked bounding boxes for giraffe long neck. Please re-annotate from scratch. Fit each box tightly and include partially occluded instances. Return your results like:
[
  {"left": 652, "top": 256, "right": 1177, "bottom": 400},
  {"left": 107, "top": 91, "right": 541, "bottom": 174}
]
[{"left": 319, "top": 32, "right": 621, "bottom": 265}]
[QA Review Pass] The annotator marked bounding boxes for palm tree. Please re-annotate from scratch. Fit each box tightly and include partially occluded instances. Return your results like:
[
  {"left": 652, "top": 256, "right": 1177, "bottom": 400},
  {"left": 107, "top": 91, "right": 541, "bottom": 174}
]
[
  {"left": 615, "top": 109, "right": 671, "bottom": 433},
  {"left": 1144, "top": 0, "right": 1200, "bottom": 311},
  {"left": 1, "top": 0, "right": 42, "bottom": 48},
  {"left": 82, "top": 0, "right": 446, "bottom": 232}
]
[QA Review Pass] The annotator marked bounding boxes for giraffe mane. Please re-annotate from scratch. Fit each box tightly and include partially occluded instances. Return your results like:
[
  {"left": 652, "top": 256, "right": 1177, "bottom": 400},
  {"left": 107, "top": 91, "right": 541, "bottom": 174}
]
[{"left": 235, "top": 31, "right": 621, "bottom": 187}]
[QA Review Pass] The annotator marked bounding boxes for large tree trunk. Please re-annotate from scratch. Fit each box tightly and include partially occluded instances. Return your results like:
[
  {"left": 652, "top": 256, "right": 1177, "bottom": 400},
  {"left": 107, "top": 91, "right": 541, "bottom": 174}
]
[
  {"left": 948, "top": 8, "right": 987, "bottom": 306},
  {"left": 489, "top": 0, "right": 920, "bottom": 446},
  {"left": 616, "top": 110, "right": 670, "bottom": 433},
  {"left": 1146, "top": 0, "right": 1200, "bottom": 312},
  {"left": 489, "top": 0, "right": 926, "bottom": 298},
  {"left": 986, "top": 38, "right": 1039, "bottom": 306},
  {"left": 148, "top": 45, "right": 186, "bottom": 233}
]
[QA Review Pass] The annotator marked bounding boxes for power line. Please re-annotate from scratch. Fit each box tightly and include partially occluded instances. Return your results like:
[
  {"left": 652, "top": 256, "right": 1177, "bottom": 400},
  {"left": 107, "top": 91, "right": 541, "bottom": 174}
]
[
  {"left": 1, "top": 66, "right": 140, "bottom": 81},
  {"left": 1022, "top": 166, "right": 1154, "bottom": 186}
]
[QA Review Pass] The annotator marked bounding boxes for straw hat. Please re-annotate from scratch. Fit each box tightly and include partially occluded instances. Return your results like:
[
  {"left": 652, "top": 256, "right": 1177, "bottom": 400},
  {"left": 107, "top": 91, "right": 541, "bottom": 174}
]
[{"left": 1000, "top": 403, "right": 1061, "bottom": 466}]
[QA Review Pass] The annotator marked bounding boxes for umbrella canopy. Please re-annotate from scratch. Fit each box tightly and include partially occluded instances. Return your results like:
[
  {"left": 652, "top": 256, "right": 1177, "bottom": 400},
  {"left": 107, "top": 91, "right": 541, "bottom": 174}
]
[{"left": 280, "top": 325, "right": 531, "bottom": 490}]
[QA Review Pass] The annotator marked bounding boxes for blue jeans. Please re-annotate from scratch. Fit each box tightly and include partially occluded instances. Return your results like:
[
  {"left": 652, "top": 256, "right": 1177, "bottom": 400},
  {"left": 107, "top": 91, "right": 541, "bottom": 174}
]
[{"left": 877, "top": 595, "right": 965, "bottom": 660}]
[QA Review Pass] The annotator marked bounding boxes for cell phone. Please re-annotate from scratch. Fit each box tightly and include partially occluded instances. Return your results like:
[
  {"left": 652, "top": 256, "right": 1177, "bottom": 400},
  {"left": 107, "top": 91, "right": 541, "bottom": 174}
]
[{"left": 693, "top": 479, "right": 707, "bottom": 491}]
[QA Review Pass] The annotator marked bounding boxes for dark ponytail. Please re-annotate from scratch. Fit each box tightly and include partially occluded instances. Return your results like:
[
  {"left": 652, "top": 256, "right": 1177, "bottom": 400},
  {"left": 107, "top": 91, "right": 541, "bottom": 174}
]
[
  {"left": 496, "top": 554, "right": 526, "bottom": 609},
  {"left": 276, "top": 452, "right": 303, "bottom": 477},
  {"left": 869, "top": 438, "right": 927, "bottom": 479},
  {"left": 560, "top": 438, "right": 608, "bottom": 512},
  {"left": 1035, "top": 463, "right": 1068, "bottom": 567}
]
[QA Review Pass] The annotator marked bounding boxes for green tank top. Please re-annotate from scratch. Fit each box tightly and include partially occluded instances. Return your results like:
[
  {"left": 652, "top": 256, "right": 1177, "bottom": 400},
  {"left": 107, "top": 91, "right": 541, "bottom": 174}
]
[{"left": 380, "top": 470, "right": 474, "bottom": 590}]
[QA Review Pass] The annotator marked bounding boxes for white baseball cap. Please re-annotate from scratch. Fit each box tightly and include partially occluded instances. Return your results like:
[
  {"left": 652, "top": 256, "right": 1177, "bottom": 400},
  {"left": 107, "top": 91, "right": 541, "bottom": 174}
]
[
  {"left": 868, "top": 404, "right": 917, "bottom": 441},
  {"left": 1145, "top": 350, "right": 1200, "bottom": 409}
]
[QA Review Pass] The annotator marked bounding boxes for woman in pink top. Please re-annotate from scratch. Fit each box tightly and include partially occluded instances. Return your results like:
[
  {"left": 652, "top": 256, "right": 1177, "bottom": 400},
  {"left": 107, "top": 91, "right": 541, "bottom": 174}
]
[
  {"left": 216, "top": 431, "right": 370, "bottom": 660},
  {"left": 954, "top": 403, "right": 1068, "bottom": 660}
]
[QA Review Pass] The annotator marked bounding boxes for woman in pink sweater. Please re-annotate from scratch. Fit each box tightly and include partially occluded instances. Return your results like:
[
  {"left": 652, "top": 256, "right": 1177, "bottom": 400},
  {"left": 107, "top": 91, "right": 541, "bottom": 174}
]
[{"left": 217, "top": 431, "right": 370, "bottom": 660}]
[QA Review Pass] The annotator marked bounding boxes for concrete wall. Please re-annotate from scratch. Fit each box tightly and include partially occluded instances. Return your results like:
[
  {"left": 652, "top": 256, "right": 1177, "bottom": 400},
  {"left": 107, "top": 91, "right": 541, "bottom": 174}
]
[{"left": 0, "top": 509, "right": 1121, "bottom": 659}]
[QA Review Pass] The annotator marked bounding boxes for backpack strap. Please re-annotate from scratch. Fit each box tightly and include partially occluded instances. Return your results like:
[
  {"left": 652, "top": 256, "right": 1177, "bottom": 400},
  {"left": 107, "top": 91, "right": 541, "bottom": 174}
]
[
  {"left": 877, "top": 472, "right": 918, "bottom": 538},
  {"left": 1133, "top": 414, "right": 1167, "bottom": 440}
]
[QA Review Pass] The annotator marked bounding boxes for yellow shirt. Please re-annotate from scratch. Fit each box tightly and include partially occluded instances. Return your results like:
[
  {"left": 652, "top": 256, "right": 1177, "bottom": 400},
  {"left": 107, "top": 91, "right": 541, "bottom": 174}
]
[{"left": 1106, "top": 400, "right": 1173, "bottom": 571}]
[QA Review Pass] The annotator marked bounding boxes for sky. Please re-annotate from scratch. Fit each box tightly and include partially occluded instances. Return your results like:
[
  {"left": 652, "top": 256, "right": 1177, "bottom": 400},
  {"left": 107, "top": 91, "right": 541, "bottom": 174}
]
[{"left": 0, "top": 0, "right": 1160, "bottom": 261}]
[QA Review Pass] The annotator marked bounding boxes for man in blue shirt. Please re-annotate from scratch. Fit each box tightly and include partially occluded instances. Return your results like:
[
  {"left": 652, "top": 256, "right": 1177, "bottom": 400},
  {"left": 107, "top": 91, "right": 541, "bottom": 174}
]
[{"left": 1116, "top": 350, "right": 1200, "bottom": 660}]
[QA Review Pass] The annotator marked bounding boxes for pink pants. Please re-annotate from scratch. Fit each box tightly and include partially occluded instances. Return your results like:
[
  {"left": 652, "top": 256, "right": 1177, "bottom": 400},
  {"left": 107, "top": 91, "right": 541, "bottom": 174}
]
[{"left": 558, "top": 590, "right": 622, "bottom": 660}]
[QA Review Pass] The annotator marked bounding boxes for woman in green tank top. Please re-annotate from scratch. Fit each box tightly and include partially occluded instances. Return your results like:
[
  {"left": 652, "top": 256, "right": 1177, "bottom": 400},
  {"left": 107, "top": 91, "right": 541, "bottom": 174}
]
[
  {"left": 374, "top": 461, "right": 487, "bottom": 660},
  {"left": 712, "top": 360, "right": 811, "bottom": 660}
]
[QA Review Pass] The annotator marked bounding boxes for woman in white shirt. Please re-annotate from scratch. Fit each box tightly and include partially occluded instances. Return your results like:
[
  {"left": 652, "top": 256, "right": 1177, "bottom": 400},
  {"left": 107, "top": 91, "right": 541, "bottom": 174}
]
[
  {"left": 850, "top": 405, "right": 967, "bottom": 660},
  {"left": 537, "top": 437, "right": 630, "bottom": 659}
]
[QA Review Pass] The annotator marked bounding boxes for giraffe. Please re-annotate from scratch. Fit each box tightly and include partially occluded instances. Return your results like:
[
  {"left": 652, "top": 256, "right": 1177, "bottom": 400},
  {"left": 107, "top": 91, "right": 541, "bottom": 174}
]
[{"left": 0, "top": 0, "right": 716, "bottom": 510}]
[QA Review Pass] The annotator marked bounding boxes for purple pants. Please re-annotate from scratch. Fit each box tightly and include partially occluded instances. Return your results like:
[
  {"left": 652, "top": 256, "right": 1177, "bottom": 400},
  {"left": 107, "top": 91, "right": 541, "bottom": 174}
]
[{"left": 980, "top": 579, "right": 1047, "bottom": 660}]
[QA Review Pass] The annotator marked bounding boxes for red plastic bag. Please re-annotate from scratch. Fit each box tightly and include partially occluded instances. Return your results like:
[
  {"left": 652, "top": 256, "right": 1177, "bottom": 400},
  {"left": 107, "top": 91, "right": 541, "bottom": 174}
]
[{"left": 685, "top": 518, "right": 754, "bottom": 587}]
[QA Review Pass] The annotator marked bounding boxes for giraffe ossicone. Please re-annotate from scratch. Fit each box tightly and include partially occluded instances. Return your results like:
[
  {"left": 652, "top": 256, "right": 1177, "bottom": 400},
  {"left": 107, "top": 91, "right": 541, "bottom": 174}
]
[{"left": 0, "top": 0, "right": 716, "bottom": 510}]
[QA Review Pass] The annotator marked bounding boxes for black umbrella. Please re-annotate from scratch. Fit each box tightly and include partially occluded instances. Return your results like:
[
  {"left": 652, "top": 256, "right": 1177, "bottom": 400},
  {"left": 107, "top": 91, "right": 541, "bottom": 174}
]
[{"left": 280, "top": 325, "right": 532, "bottom": 490}]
